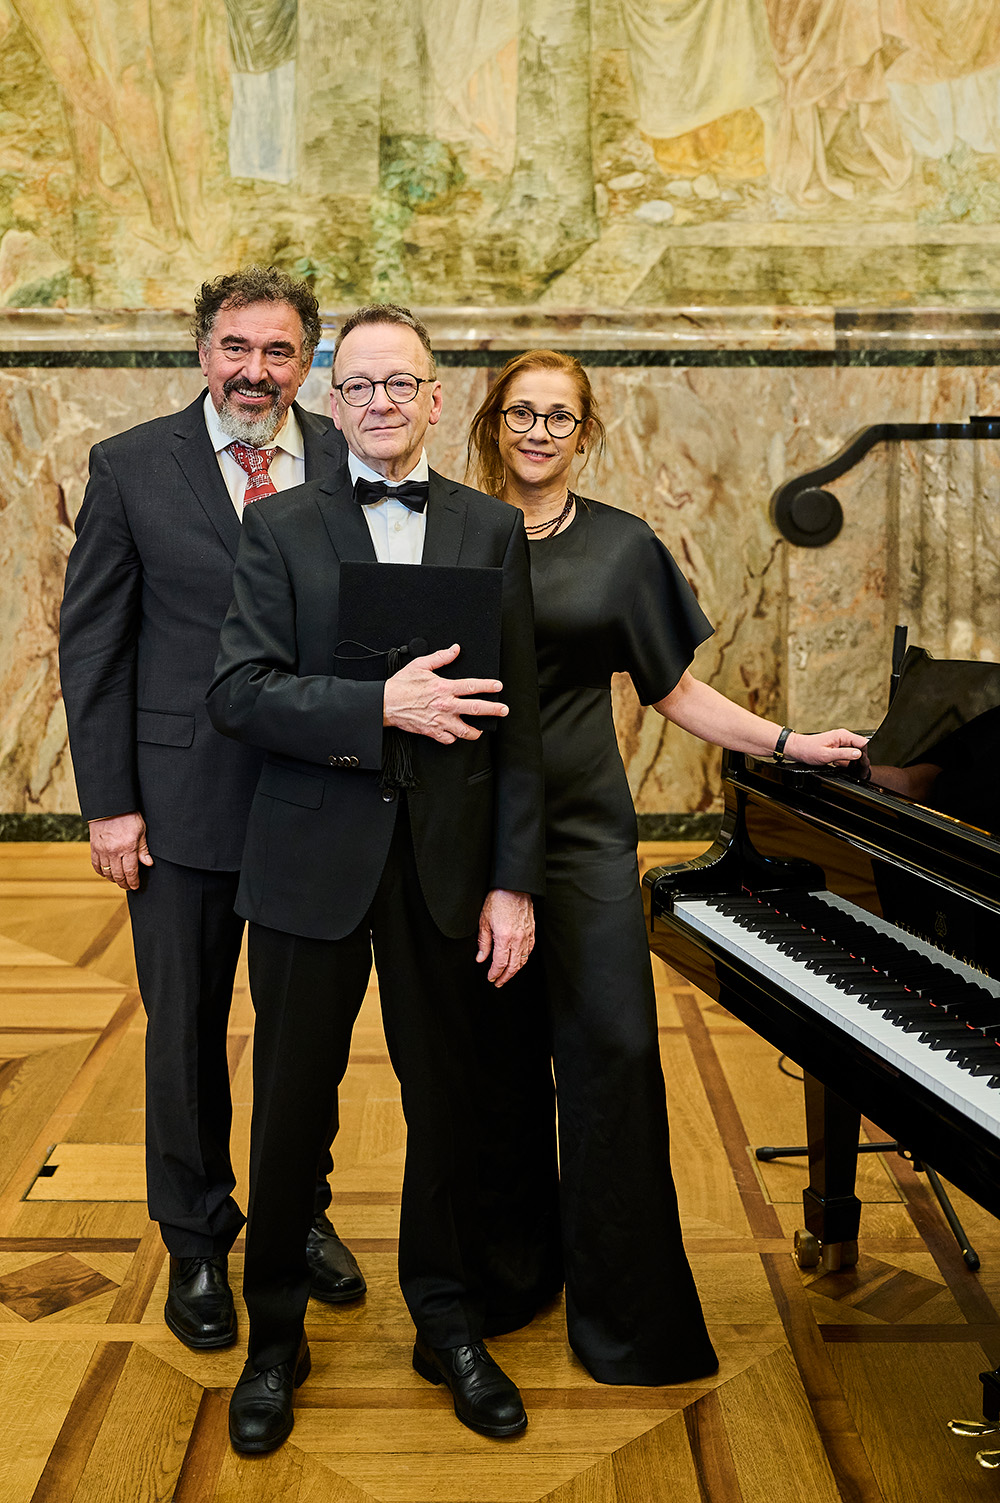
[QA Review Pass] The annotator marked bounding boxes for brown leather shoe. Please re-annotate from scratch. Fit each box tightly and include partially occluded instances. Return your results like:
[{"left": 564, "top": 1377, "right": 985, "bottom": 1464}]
[
  {"left": 229, "top": 1336, "right": 311, "bottom": 1454},
  {"left": 413, "top": 1335, "right": 527, "bottom": 1438},
  {"left": 306, "top": 1211, "right": 366, "bottom": 1303},
  {"left": 164, "top": 1255, "right": 236, "bottom": 1349}
]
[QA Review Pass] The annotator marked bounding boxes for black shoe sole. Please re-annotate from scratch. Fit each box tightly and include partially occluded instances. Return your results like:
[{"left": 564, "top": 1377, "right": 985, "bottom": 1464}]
[
  {"left": 164, "top": 1306, "right": 237, "bottom": 1350},
  {"left": 411, "top": 1344, "right": 528, "bottom": 1439},
  {"left": 308, "top": 1279, "right": 367, "bottom": 1305},
  {"left": 228, "top": 1347, "right": 311, "bottom": 1455}
]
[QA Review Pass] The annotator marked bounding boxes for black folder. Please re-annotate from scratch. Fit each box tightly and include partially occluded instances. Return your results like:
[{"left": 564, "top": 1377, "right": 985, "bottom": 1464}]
[{"left": 334, "top": 561, "right": 504, "bottom": 726}]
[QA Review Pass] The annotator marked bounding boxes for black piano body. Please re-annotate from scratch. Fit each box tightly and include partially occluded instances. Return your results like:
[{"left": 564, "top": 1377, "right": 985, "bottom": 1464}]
[{"left": 644, "top": 743, "right": 1000, "bottom": 1240}]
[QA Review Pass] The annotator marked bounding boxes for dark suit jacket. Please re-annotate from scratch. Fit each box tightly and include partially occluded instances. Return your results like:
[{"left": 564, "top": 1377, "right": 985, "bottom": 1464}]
[
  {"left": 206, "top": 466, "right": 546, "bottom": 941},
  {"left": 59, "top": 393, "right": 346, "bottom": 870}
]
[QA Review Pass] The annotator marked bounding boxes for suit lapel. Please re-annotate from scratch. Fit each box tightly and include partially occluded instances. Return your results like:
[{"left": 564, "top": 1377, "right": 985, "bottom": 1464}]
[
  {"left": 314, "top": 474, "right": 378, "bottom": 561},
  {"left": 171, "top": 395, "right": 242, "bottom": 559},
  {"left": 421, "top": 471, "right": 468, "bottom": 566}
]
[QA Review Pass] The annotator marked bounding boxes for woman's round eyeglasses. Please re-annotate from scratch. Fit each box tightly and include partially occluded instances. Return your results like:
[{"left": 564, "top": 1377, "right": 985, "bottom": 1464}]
[
  {"left": 333, "top": 374, "right": 434, "bottom": 406},
  {"left": 501, "top": 405, "right": 584, "bottom": 439}
]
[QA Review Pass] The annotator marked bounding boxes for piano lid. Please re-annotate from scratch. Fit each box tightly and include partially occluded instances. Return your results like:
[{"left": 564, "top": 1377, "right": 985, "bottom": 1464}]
[{"left": 862, "top": 645, "right": 1000, "bottom": 838}]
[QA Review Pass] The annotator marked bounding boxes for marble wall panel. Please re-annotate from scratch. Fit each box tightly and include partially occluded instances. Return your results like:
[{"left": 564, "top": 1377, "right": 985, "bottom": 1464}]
[
  {"left": 5, "top": 357, "right": 1000, "bottom": 820},
  {"left": 0, "top": 367, "right": 206, "bottom": 818},
  {"left": 785, "top": 368, "right": 1000, "bottom": 736}
]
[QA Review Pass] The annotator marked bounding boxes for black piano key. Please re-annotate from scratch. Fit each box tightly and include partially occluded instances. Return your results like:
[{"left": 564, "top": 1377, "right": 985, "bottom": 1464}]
[
  {"left": 888, "top": 1015, "right": 939, "bottom": 1036},
  {"left": 831, "top": 969, "right": 882, "bottom": 992},
  {"left": 838, "top": 975, "right": 885, "bottom": 995},
  {"left": 948, "top": 1041, "right": 1000, "bottom": 1066},
  {"left": 897, "top": 1010, "right": 946, "bottom": 1033},
  {"left": 919, "top": 1023, "right": 977, "bottom": 1045},
  {"left": 938, "top": 1000, "right": 999, "bottom": 1027},
  {"left": 884, "top": 1004, "right": 938, "bottom": 1027},
  {"left": 858, "top": 988, "right": 916, "bottom": 1009},
  {"left": 921, "top": 985, "right": 977, "bottom": 1008},
  {"left": 807, "top": 961, "right": 873, "bottom": 981},
  {"left": 803, "top": 951, "right": 856, "bottom": 972},
  {"left": 950, "top": 1045, "right": 1000, "bottom": 1067},
  {"left": 877, "top": 998, "right": 933, "bottom": 1021}
]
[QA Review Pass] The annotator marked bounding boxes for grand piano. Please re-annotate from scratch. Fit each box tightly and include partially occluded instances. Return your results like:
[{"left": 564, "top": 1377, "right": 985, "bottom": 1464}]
[{"left": 642, "top": 418, "right": 1000, "bottom": 1426}]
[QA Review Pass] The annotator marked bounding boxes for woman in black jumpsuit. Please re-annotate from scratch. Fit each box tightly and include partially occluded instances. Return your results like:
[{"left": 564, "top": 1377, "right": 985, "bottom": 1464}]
[{"left": 467, "top": 352, "right": 866, "bottom": 1385}]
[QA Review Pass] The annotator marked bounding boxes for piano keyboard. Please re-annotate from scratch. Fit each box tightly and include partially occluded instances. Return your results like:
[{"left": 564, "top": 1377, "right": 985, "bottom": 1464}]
[{"left": 673, "top": 889, "right": 1000, "bottom": 1141}]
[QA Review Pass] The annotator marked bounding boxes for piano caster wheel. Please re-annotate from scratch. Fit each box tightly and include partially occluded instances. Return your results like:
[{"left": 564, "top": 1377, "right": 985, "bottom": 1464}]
[
  {"left": 978, "top": 1450, "right": 1000, "bottom": 1469},
  {"left": 793, "top": 1233, "right": 859, "bottom": 1271},
  {"left": 793, "top": 1230, "right": 821, "bottom": 1269},
  {"left": 821, "top": 1238, "right": 859, "bottom": 1272}
]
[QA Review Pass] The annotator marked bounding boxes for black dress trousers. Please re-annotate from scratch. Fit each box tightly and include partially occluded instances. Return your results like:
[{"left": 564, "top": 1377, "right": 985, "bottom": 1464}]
[
  {"left": 127, "top": 856, "right": 335, "bottom": 1257},
  {"left": 243, "top": 805, "right": 487, "bottom": 1370}
]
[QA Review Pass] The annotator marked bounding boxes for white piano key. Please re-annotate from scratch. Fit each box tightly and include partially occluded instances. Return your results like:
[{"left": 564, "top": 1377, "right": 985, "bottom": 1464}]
[{"left": 673, "top": 895, "right": 1000, "bottom": 1141}]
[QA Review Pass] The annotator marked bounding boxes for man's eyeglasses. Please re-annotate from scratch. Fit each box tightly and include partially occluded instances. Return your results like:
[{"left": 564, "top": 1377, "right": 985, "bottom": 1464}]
[
  {"left": 333, "top": 374, "right": 434, "bottom": 407},
  {"left": 501, "top": 405, "right": 583, "bottom": 439}
]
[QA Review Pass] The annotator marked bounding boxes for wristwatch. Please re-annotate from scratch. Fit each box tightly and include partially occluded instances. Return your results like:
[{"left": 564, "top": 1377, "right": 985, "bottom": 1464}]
[{"left": 773, "top": 726, "right": 795, "bottom": 762}]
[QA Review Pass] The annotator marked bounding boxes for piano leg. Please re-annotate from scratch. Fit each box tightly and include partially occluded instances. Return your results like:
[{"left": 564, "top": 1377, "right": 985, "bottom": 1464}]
[{"left": 799, "top": 1073, "right": 862, "bottom": 1273}]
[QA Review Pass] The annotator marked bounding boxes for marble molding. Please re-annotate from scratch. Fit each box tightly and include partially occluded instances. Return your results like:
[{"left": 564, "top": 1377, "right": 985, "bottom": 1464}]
[
  {"left": 2, "top": 306, "right": 1000, "bottom": 357},
  {"left": 4, "top": 327, "right": 1000, "bottom": 829}
]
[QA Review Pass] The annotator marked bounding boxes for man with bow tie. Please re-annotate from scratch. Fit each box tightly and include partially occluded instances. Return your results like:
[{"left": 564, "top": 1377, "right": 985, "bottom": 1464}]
[
  {"left": 207, "top": 302, "right": 545, "bottom": 1453},
  {"left": 59, "top": 267, "right": 365, "bottom": 1360}
]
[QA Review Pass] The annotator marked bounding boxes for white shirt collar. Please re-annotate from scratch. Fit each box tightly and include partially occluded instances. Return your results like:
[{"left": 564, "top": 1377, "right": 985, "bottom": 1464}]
[
  {"left": 202, "top": 390, "right": 304, "bottom": 459},
  {"left": 347, "top": 448, "right": 429, "bottom": 489}
]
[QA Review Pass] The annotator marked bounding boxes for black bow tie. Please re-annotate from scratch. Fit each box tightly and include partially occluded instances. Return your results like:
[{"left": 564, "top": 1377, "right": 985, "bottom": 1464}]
[{"left": 353, "top": 477, "right": 429, "bottom": 513}]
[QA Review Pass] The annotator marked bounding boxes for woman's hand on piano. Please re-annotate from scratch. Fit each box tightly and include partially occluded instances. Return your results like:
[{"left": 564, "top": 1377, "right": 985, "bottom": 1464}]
[{"left": 785, "top": 728, "right": 869, "bottom": 766}]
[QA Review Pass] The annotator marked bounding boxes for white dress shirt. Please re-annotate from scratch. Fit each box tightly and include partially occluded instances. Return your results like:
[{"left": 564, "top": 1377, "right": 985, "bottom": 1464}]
[
  {"left": 203, "top": 392, "right": 305, "bottom": 516},
  {"left": 348, "top": 450, "right": 428, "bottom": 565}
]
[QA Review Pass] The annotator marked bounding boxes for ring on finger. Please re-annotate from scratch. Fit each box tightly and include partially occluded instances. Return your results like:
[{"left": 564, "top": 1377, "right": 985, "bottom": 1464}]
[{"left": 101, "top": 865, "right": 112, "bottom": 872}]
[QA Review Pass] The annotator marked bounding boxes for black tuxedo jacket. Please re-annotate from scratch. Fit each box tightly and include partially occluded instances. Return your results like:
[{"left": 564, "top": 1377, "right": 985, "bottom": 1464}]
[
  {"left": 206, "top": 466, "right": 546, "bottom": 941},
  {"left": 59, "top": 393, "right": 346, "bottom": 870}
]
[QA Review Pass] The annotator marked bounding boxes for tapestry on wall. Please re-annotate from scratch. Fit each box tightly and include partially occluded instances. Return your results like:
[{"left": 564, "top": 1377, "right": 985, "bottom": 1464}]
[{"left": 1, "top": 1, "right": 1000, "bottom": 309}]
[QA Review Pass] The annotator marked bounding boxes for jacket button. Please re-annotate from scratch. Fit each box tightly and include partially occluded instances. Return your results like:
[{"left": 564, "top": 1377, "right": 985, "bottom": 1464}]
[
  {"left": 381, "top": 789, "right": 396, "bottom": 802},
  {"left": 328, "top": 755, "right": 336, "bottom": 765},
  {"left": 349, "top": 756, "right": 359, "bottom": 768}
]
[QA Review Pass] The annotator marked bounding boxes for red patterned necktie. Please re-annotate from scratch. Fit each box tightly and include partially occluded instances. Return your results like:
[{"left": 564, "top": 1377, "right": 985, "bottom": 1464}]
[{"left": 227, "top": 442, "right": 277, "bottom": 505}]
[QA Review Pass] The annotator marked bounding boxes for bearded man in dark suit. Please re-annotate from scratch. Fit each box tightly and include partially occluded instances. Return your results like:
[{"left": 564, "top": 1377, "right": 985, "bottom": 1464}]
[
  {"left": 59, "top": 266, "right": 365, "bottom": 1355},
  {"left": 207, "top": 302, "right": 545, "bottom": 1453}
]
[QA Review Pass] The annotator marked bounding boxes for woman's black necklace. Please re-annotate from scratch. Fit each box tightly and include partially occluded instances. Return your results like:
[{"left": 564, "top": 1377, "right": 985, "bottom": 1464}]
[{"left": 524, "top": 491, "right": 576, "bottom": 537}]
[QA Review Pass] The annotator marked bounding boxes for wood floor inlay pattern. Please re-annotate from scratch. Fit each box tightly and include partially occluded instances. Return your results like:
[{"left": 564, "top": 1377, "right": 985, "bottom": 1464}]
[
  {"left": 0, "top": 842, "right": 997, "bottom": 1500},
  {"left": 0, "top": 1253, "right": 119, "bottom": 1321}
]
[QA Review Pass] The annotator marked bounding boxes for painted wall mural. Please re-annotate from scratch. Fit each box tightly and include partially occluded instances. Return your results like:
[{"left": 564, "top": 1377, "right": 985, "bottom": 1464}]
[{"left": 2, "top": 2, "right": 1000, "bottom": 309}]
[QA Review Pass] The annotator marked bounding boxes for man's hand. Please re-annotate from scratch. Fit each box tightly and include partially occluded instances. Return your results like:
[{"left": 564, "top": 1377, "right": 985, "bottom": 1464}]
[
  {"left": 383, "top": 644, "right": 508, "bottom": 744},
  {"left": 89, "top": 812, "right": 153, "bottom": 890},
  {"left": 476, "top": 889, "right": 534, "bottom": 987}
]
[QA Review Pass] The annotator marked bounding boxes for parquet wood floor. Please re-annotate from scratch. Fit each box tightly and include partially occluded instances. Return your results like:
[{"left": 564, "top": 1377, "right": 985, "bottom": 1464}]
[{"left": 1, "top": 843, "right": 999, "bottom": 1500}]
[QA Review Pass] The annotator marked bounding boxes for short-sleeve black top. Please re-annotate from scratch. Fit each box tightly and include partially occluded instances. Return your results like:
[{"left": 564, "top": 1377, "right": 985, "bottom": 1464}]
[{"left": 528, "top": 498, "right": 713, "bottom": 868}]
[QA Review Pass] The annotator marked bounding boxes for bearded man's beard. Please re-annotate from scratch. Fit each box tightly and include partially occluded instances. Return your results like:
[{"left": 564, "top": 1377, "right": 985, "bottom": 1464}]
[{"left": 217, "top": 376, "right": 288, "bottom": 445}]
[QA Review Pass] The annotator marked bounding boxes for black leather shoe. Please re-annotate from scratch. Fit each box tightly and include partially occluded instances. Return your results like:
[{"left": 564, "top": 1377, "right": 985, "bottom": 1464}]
[
  {"left": 229, "top": 1337, "right": 311, "bottom": 1455},
  {"left": 164, "top": 1255, "right": 236, "bottom": 1349},
  {"left": 412, "top": 1335, "right": 527, "bottom": 1438},
  {"left": 306, "top": 1211, "right": 366, "bottom": 1303}
]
